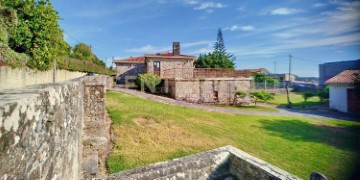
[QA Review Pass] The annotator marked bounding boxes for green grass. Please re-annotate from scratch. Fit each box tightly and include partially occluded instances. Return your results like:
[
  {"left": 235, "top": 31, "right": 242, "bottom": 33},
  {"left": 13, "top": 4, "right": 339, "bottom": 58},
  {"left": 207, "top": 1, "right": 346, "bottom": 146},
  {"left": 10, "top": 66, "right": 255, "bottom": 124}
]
[
  {"left": 106, "top": 91, "right": 360, "bottom": 179},
  {"left": 268, "top": 93, "right": 327, "bottom": 107},
  {"left": 228, "top": 105, "right": 278, "bottom": 112}
]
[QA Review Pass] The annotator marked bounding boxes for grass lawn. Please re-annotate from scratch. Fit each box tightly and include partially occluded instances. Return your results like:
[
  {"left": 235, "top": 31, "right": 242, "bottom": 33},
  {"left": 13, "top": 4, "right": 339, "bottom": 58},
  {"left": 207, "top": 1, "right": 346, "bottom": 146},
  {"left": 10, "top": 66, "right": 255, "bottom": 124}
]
[
  {"left": 106, "top": 91, "right": 360, "bottom": 179},
  {"left": 268, "top": 92, "right": 326, "bottom": 107},
  {"left": 227, "top": 105, "right": 278, "bottom": 112}
]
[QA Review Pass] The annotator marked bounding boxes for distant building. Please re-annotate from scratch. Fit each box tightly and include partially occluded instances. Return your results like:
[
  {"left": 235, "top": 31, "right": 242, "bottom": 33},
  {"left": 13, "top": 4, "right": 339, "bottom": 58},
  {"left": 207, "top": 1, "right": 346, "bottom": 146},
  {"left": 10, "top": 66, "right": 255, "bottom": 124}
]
[
  {"left": 326, "top": 69, "right": 360, "bottom": 114},
  {"left": 266, "top": 73, "right": 296, "bottom": 82},
  {"left": 114, "top": 42, "right": 196, "bottom": 84},
  {"left": 319, "top": 59, "right": 360, "bottom": 87}
]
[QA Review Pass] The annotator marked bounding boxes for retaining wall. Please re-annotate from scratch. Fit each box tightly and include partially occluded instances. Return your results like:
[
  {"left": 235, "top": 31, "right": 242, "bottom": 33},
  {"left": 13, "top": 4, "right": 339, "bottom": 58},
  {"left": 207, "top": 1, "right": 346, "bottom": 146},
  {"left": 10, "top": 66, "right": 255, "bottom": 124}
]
[
  {"left": 0, "top": 66, "right": 86, "bottom": 90},
  {"left": 168, "top": 78, "right": 252, "bottom": 104},
  {"left": 0, "top": 75, "right": 112, "bottom": 179}
]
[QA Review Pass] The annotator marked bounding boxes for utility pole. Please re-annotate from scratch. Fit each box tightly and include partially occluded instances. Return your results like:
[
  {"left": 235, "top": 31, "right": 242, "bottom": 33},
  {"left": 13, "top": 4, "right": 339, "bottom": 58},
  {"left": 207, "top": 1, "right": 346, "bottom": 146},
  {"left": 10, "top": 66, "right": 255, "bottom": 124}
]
[
  {"left": 274, "top": 61, "right": 276, "bottom": 74},
  {"left": 286, "top": 54, "right": 292, "bottom": 108},
  {"left": 52, "top": 59, "right": 56, "bottom": 83}
]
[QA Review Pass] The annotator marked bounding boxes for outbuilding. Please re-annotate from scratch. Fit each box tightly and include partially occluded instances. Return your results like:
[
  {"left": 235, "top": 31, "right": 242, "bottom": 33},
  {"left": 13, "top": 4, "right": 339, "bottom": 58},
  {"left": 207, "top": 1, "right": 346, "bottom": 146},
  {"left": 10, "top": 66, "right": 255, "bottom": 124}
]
[{"left": 325, "top": 69, "right": 360, "bottom": 114}]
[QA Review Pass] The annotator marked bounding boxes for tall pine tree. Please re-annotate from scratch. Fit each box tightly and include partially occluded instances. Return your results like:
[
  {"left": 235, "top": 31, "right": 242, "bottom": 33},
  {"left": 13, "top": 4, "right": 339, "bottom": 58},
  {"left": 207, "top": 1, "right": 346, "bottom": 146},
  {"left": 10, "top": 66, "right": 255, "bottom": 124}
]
[{"left": 194, "top": 28, "right": 235, "bottom": 68}]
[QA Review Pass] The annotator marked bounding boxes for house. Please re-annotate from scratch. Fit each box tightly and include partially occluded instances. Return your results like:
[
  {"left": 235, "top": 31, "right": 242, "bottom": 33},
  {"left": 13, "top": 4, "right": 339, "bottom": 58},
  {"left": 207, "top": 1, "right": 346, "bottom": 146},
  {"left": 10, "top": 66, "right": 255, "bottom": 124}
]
[
  {"left": 319, "top": 59, "right": 360, "bottom": 88},
  {"left": 114, "top": 42, "right": 196, "bottom": 84},
  {"left": 325, "top": 69, "right": 360, "bottom": 114}
]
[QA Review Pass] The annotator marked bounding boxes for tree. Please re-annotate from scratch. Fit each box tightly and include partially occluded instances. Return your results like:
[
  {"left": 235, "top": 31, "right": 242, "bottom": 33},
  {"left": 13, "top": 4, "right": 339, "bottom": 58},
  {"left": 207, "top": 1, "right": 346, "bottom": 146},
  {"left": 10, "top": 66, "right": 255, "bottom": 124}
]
[
  {"left": 1, "top": 0, "right": 70, "bottom": 70},
  {"left": 233, "top": 90, "right": 247, "bottom": 106},
  {"left": 70, "top": 43, "right": 106, "bottom": 67},
  {"left": 194, "top": 29, "right": 235, "bottom": 68},
  {"left": 250, "top": 91, "right": 274, "bottom": 106}
]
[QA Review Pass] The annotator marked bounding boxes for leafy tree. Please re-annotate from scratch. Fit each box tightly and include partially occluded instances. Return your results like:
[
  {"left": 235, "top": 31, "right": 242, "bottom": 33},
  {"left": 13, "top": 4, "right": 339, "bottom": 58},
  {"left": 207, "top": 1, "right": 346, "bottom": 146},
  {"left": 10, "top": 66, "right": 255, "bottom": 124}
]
[
  {"left": 70, "top": 43, "right": 106, "bottom": 67},
  {"left": 1, "top": 0, "right": 70, "bottom": 70},
  {"left": 250, "top": 91, "right": 274, "bottom": 106},
  {"left": 194, "top": 29, "right": 235, "bottom": 68},
  {"left": 252, "top": 73, "right": 267, "bottom": 83}
]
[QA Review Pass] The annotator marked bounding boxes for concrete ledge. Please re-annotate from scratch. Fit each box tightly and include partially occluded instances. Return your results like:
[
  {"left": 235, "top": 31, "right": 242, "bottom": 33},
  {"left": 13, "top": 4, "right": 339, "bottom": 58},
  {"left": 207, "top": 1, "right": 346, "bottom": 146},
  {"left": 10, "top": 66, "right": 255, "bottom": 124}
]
[
  {"left": 107, "top": 145, "right": 300, "bottom": 180},
  {"left": 167, "top": 77, "right": 253, "bottom": 81}
]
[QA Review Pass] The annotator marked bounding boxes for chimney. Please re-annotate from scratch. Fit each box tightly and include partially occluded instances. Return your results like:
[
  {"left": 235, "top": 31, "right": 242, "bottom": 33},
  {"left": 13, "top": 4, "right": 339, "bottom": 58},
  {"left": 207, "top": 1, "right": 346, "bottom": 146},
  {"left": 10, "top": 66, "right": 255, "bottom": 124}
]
[{"left": 172, "top": 42, "right": 180, "bottom": 56}]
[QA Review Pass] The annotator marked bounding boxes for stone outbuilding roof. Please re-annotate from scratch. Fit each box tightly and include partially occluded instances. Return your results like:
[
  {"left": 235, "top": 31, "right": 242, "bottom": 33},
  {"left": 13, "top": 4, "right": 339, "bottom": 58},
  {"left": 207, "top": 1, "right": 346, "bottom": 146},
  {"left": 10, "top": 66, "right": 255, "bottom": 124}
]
[{"left": 325, "top": 69, "right": 360, "bottom": 84}]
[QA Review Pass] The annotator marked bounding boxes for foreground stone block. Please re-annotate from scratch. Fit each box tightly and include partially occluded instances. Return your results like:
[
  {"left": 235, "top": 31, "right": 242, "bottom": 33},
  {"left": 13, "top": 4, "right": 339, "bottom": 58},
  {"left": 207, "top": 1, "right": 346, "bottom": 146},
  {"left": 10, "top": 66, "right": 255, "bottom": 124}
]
[{"left": 107, "top": 145, "right": 300, "bottom": 180}]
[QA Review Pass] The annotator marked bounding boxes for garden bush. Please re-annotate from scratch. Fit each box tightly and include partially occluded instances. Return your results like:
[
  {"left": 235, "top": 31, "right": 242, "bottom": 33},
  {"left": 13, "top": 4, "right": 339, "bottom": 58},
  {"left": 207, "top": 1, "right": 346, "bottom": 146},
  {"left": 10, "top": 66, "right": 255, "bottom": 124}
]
[
  {"left": 135, "top": 73, "right": 161, "bottom": 93},
  {"left": 250, "top": 90, "right": 274, "bottom": 105}
]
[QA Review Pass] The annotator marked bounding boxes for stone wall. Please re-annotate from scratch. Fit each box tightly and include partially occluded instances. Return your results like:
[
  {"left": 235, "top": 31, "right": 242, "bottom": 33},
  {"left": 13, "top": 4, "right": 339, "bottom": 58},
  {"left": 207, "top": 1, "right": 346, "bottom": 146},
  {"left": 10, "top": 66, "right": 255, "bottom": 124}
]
[
  {"left": 108, "top": 145, "right": 300, "bottom": 180},
  {"left": 0, "top": 75, "right": 112, "bottom": 180},
  {"left": 0, "top": 78, "right": 84, "bottom": 179},
  {"left": 168, "top": 78, "right": 252, "bottom": 104},
  {"left": 146, "top": 57, "right": 194, "bottom": 79},
  {"left": 0, "top": 66, "right": 86, "bottom": 90},
  {"left": 82, "top": 77, "right": 112, "bottom": 179},
  {"left": 116, "top": 63, "right": 145, "bottom": 84}
]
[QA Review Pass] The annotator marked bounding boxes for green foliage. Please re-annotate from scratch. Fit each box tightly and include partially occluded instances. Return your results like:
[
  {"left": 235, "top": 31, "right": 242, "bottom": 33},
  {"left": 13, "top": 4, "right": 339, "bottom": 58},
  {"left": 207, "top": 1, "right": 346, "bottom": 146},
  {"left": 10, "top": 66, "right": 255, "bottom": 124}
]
[
  {"left": 70, "top": 43, "right": 105, "bottom": 67},
  {"left": 250, "top": 91, "right": 274, "bottom": 105},
  {"left": 0, "top": 47, "right": 28, "bottom": 68},
  {"left": 233, "top": 90, "right": 248, "bottom": 106},
  {"left": 194, "top": 29, "right": 235, "bottom": 68},
  {"left": 235, "top": 90, "right": 247, "bottom": 98},
  {"left": 252, "top": 73, "right": 279, "bottom": 86},
  {"left": 317, "top": 87, "right": 329, "bottom": 102},
  {"left": 353, "top": 72, "right": 360, "bottom": 97},
  {"left": 253, "top": 73, "right": 267, "bottom": 83},
  {"left": 302, "top": 91, "right": 317, "bottom": 102},
  {"left": 57, "top": 57, "right": 111, "bottom": 75},
  {"left": 194, "top": 51, "right": 234, "bottom": 68},
  {"left": 135, "top": 73, "right": 161, "bottom": 93},
  {"left": 1, "top": 0, "right": 70, "bottom": 70}
]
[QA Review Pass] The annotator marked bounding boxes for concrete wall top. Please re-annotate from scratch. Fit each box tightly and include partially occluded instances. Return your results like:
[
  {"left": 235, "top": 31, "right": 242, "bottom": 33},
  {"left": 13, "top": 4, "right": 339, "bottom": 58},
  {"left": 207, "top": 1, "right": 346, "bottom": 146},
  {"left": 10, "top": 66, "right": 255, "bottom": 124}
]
[
  {"left": 0, "top": 66, "right": 86, "bottom": 90},
  {"left": 167, "top": 77, "right": 253, "bottom": 81}
]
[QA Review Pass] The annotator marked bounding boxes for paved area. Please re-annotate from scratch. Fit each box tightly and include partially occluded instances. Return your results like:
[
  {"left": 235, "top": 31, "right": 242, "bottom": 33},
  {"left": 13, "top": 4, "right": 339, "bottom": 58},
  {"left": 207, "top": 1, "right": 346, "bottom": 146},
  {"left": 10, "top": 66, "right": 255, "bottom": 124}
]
[{"left": 111, "top": 87, "right": 359, "bottom": 121}]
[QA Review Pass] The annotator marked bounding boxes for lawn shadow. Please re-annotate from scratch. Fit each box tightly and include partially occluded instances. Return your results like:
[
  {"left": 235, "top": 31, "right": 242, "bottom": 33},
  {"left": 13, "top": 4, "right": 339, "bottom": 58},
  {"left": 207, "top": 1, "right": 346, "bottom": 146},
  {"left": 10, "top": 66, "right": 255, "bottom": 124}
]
[{"left": 258, "top": 119, "right": 360, "bottom": 152}]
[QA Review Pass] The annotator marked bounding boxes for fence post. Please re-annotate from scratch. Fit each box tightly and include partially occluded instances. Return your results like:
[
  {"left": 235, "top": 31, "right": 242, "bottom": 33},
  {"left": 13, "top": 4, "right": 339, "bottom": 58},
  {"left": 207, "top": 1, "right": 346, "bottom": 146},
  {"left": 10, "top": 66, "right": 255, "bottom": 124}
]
[{"left": 53, "top": 59, "right": 56, "bottom": 83}]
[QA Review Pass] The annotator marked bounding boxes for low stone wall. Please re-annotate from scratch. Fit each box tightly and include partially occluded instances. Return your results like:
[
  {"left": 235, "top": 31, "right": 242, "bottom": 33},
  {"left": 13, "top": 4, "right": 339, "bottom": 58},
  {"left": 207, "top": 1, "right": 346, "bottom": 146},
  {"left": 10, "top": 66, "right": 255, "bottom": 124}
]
[
  {"left": 0, "top": 78, "right": 84, "bottom": 179},
  {"left": 168, "top": 78, "right": 252, "bottom": 104},
  {"left": 0, "top": 75, "right": 112, "bottom": 179},
  {"left": 0, "top": 66, "right": 86, "bottom": 90},
  {"left": 108, "top": 145, "right": 300, "bottom": 180}
]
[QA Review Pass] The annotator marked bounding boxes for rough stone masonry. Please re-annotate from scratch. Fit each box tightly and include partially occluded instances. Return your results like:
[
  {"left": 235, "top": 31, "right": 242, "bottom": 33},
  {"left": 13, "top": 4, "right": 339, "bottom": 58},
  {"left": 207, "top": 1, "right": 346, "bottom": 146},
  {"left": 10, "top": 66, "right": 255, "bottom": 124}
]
[{"left": 0, "top": 75, "right": 112, "bottom": 180}]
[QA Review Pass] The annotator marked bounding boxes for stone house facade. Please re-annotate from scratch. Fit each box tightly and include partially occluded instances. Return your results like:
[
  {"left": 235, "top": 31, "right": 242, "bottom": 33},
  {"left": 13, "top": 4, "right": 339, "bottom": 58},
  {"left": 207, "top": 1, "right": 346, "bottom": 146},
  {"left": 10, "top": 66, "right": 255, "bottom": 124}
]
[
  {"left": 115, "top": 42, "right": 253, "bottom": 104},
  {"left": 114, "top": 42, "right": 196, "bottom": 83}
]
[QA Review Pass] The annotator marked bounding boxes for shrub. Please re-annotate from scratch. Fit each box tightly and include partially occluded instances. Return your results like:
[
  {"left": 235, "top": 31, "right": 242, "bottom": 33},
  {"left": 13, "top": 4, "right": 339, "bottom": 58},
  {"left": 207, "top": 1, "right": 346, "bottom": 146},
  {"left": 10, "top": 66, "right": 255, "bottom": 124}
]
[
  {"left": 250, "top": 91, "right": 274, "bottom": 105},
  {"left": 233, "top": 90, "right": 248, "bottom": 105},
  {"left": 135, "top": 73, "right": 161, "bottom": 93},
  {"left": 317, "top": 86, "right": 329, "bottom": 102},
  {"left": 302, "top": 91, "right": 317, "bottom": 102}
]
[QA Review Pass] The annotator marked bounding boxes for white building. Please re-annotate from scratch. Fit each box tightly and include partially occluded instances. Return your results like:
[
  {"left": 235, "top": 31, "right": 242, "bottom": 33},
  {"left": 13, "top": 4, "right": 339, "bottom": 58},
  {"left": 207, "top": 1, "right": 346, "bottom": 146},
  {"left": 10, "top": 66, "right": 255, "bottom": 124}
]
[{"left": 325, "top": 70, "right": 360, "bottom": 114}]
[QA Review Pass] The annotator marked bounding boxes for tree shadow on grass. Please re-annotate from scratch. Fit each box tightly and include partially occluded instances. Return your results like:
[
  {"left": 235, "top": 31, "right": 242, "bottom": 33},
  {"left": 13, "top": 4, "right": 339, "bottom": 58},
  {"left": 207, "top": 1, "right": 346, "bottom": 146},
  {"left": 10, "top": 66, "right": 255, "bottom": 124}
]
[{"left": 258, "top": 119, "right": 360, "bottom": 152}]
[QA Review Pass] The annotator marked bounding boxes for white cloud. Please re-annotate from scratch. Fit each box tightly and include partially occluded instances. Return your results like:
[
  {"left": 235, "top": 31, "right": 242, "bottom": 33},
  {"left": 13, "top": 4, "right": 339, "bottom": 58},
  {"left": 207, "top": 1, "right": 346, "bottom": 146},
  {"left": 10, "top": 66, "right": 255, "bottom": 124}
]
[
  {"left": 224, "top": 25, "right": 255, "bottom": 31},
  {"left": 194, "top": 2, "right": 226, "bottom": 10},
  {"left": 125, "top": 45, "right": 170, "bottom": 53},
  {"left": 181, "top": 0, "right": 226, "bottom": 12},
  {"left": 270, "top": 8, "right": 303, "bottom": 15},
  {"left": 313, "top": 3, "right": 326, "bottom": 8}
]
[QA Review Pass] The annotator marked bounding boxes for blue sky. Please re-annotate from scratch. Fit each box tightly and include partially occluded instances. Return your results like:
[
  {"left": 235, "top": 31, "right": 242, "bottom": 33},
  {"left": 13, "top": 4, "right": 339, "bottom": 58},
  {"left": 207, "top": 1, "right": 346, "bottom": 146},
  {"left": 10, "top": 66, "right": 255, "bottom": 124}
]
[{"left": 52, "top": 0, "right": 360, "bottom": 77}]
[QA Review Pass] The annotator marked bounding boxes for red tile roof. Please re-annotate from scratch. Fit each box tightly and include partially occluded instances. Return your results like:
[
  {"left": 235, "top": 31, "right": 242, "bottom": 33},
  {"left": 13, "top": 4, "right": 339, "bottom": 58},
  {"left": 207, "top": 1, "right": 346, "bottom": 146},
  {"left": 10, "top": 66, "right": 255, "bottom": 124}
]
[
  {"left": 114, "top": 56, "right": 145, "bottom": 64},
  {"left": 145, "top": 52, "right": 196, "bottom": 58},
  {"left": 325, "top": 69, "right": 360, "bottom": 84}
]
